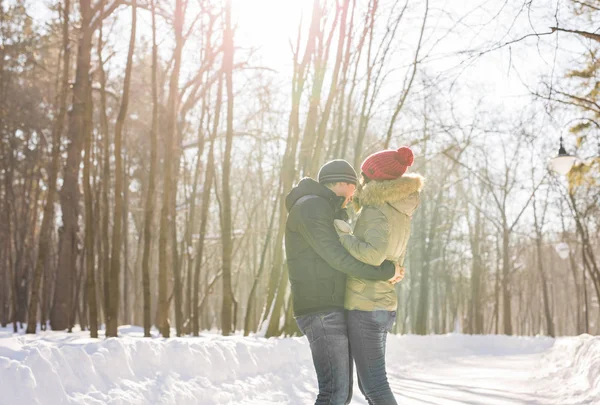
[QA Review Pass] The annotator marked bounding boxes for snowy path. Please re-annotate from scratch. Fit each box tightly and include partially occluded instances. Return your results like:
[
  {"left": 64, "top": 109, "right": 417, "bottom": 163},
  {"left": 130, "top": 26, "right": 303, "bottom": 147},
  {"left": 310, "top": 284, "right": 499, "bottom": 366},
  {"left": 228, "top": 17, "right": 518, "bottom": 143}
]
[
  {"left": 386, "top": 353, "right": 548, "bottom": 404},
  {"left": 210, "top": 336, "right": 563, "bottom": 405},
  {"left": 208, "top": 352, "right": 550, "bottom": 405},
  {"left": 0, "top": 326, "right": 598, "bottom": 405}
]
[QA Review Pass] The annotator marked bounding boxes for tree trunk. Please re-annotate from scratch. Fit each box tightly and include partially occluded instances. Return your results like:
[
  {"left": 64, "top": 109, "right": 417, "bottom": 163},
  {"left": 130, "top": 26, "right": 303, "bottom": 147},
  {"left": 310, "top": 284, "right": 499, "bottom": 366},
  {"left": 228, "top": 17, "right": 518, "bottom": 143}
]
[
  {"left": 83, "top": 50, "right": 98, "bottom": 338},
  {"left": 582, "top": 261, "right": 589, "bottom": 334},
  {"left": 192, "top": 143, "right": 215, "bottom": 336},
  {"left": 220, "top": 0, "right": 235, "bottom": 336},
  {"left": 266, "top": 263, "right": 289, "bottom": 337},
  {"left": 261, "top": 0, "right": 320, "bottom": 335},
  {"left": 172, "top": 189, "right": 183, "bottom": 336},
  {"left": 157, "top": 0, "right": 184, "bottom": 337},
  {"left": 468, "top": 211, "right": 484, "bottom": 334},
  {"left": 40, "top": 232, "right": 53, "bottom": 331},
  {"left": 501, "top": 226, "right": 512, "bottom": 335},
  {"left": 123, "top": 155, "right": 130, "bottom": 325},
  {"left": 416, "top": 131, "right": 445, "bottom": 336},
  {"left": 106, "top": 0, "right": 136, "bottom": 337},
  {"left": 533, "top": 200, "right": 554, "bottom": 337},
  {"left": 569, "top": 191, "right": 600, "bottom": 312},
  {"left": 51, "top": 0, "right": 93, "bottom": 331},
  {"left": 244, "top": 192, "right": 279, "bottom": 336},
  {"left": 310, "top": 0, "right": 351, "bottom": 174},
  {"left": 561, "top": 204, "right": 582, "bottom": 334},
  {"left": 97, "top": 4, "right": 111, "bottom": 326},
  {"left": 26, "top": 0, "right": 71, "bottom": 334},
  {"left": 297, "top": 1, "right": 326, "bottom": 176},
  {"left": 3, "top": 160, "right": 18, "bottom": 332},
  {"left": 1, "top": 243, "right": 7, "bottom": 327},
  {"left": 184, "top": 111, "right": 207, "bottom": 333},
  {"left": 141, "top": 0, "right": 159, "bottom": 338},
  {"left": 353, "top": 0, "right": 377, "bottom": 170},
  {"left": 193, "top": 78, "right": 222, "bottom": 336},
  {"left": 331, "top": 0, "right": 356, "bottom": 160},
  {"left": 70, "top": 246, "right": 85, "bottom": 331},
  {"left": 493, "top": 237, "right": 501, "bottom": 334},
  {"left": 414, "top": 203, "right": 430, "bottom": 335}
]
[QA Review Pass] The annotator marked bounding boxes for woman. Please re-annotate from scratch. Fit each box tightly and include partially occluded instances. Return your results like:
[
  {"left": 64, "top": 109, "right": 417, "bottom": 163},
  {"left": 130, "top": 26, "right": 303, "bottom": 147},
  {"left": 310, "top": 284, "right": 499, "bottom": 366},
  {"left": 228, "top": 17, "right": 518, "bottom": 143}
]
[{"left": 335, "top": 146, "right": 423, "bottom": 405}]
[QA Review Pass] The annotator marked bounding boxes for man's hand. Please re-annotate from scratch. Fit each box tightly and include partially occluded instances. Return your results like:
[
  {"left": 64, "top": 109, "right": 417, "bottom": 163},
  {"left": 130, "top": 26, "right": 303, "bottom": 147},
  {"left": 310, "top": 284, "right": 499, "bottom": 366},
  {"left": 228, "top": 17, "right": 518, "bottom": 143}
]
[{"left": 388, "top": 264, "right": 405, "bottom": 285}]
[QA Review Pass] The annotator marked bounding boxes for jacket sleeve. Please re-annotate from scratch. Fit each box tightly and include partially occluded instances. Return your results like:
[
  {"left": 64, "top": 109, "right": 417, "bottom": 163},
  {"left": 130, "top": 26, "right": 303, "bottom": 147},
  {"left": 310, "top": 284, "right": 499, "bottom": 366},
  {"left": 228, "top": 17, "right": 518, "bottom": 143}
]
[
  {"left": 397, "top": 251, "right": 406, "bottom": 267},
  {"left": 339, "top": 208, "right": 390, "bottom": 266},
  {"left": 294, "top": 198, "right": 395, "bottom": 281}
]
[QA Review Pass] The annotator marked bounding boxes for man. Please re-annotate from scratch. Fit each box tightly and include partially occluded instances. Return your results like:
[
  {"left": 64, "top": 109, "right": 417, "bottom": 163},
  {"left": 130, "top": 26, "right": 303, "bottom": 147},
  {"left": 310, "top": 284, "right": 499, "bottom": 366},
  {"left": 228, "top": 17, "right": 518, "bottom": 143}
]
[{"left": 285, "top": 159, "right": 401, "bottom": 405}]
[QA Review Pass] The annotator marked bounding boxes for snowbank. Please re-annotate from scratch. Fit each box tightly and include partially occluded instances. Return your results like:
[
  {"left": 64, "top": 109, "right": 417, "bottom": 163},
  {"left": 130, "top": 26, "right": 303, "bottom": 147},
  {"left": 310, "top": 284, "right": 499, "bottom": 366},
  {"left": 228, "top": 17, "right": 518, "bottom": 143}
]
[
  {"left": 0, "top": 326, "right": 314, "bottom": 405},
  {"left": 0, "top": 326, "right": 598, "bottom": 405},
  {"left": 537, "top": 334, "right": 600, "bottom": 405}
]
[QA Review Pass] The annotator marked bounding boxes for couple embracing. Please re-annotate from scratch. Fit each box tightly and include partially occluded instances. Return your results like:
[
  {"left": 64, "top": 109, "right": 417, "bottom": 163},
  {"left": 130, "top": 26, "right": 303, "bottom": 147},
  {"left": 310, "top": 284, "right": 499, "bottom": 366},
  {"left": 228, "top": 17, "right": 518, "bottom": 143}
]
[{"left": 285, "top": 147, "right": 423, "bottom": 405}]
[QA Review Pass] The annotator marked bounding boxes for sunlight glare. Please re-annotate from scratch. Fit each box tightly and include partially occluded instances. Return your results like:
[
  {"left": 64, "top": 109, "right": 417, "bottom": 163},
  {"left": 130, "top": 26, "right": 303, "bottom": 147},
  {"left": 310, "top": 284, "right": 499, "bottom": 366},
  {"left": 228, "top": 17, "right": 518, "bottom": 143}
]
[{"left": 233, "top": 0, "right": 312, "bottom": 71}]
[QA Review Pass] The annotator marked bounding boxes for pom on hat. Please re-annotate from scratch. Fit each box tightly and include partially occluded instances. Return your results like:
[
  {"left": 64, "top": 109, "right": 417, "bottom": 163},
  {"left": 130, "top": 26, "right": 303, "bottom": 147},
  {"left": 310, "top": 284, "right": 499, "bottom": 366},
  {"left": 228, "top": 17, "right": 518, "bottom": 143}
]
[
  {"left": 361, "top": 146, "right": 414, "bottom": 181},
  {"left": 395, "top": 147, "right": 414, "bottom": 166}
]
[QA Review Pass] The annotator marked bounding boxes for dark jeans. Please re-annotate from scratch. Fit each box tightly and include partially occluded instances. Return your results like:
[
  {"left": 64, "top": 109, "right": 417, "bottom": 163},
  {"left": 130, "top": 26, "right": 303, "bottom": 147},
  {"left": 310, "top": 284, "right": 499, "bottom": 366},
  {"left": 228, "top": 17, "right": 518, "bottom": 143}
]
[
  {"left": 296, "top": 310, "right": 353, "bottom": 405},
  {"left": 347, "top": 310, "right": 397, "bottom": 405}
]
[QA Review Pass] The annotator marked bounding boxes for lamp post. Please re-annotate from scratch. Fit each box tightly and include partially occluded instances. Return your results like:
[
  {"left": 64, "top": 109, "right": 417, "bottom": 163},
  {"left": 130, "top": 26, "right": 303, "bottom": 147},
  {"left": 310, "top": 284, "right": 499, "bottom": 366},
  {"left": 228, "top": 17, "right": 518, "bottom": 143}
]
[{"left": 549, "top": 119, "right": 600, "bottom": 334}]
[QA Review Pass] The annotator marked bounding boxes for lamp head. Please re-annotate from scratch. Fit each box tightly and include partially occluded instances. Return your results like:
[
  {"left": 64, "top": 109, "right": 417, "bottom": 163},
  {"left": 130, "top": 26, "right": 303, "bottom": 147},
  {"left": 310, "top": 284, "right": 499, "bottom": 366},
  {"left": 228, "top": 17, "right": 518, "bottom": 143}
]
[{"left": 550, "top": 137, "right": 576, "bottom": 175}]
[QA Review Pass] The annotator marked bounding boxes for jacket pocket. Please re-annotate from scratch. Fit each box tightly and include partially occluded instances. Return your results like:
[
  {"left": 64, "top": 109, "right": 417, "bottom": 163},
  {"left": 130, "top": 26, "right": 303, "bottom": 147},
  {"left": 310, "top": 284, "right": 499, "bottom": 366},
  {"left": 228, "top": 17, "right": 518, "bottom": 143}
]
[
  {"left": 374, "top": 280, "right": 394, "bottom": 294},
  {"left": 314, "top": 259, "right": 336, "bottom": 298},
  {"left": 374, "top": 281, "right": 396, "bottom": 308}
]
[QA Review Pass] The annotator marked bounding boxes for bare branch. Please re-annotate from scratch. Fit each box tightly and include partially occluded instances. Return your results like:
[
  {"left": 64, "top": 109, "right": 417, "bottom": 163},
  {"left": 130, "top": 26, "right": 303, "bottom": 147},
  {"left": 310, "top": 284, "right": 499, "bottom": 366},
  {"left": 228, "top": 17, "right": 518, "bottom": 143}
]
[
  {"left": 550, "top": 26, "right": 600, "bottom": 42},
  {"left": 572, "top": 0, "right": 600, "bottom": 11},
  {"left": 91, "top": 0, "right": 125, "bottom": 32},
  {"left": 384, "top": 0, "right": 428, "bottom": 148},
  {"left": 460, "top": 30, "right": 555, "bottom": 59},
  {"left": 509, "top": 173, "right": 548, "bottom": 233}
]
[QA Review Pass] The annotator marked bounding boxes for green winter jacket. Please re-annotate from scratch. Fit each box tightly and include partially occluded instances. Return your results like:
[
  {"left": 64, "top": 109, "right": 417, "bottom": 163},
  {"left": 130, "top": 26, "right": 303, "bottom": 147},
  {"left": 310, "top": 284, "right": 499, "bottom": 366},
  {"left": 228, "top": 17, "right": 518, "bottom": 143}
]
[
  {"left": 336, "top": 174, "right": 423, "bottom": 311},
  {"left": 285, "top": 178, "right": 397, "bottom": 316}
]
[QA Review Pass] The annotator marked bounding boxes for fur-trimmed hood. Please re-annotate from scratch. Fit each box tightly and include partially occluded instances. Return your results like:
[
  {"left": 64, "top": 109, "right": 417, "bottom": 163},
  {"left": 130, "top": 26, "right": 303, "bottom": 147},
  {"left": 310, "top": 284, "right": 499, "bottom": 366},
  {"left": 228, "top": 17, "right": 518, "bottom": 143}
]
[{"left": 353, "top": 173, "right": 424, "bottom": 215}]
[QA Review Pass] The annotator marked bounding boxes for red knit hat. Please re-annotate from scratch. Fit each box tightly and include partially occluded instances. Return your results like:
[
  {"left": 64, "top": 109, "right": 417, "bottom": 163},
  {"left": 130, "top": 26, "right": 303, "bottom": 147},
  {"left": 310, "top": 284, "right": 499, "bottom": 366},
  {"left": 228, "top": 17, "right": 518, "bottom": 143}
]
[{"left": 361, "top": 147, "right": 414, "bottom": 180}]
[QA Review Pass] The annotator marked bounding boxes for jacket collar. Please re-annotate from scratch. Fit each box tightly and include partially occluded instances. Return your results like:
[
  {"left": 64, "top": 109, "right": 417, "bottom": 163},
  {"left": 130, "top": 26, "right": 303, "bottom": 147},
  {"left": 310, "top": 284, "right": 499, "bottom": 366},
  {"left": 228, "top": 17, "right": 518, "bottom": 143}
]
[
  {"left": 286, "top": 177, "right": 346, "bottom": 213},
  {"left": 353, "top": 173, "right": 424, "bottom": 214}
]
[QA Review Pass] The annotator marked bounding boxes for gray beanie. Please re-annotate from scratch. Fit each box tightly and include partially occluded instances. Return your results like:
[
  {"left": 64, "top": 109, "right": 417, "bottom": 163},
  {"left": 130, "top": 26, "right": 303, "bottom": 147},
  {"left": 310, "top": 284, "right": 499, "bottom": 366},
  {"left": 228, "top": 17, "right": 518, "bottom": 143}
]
[{"left": 318, "top": 159, "right": 358, "bottom": 185}]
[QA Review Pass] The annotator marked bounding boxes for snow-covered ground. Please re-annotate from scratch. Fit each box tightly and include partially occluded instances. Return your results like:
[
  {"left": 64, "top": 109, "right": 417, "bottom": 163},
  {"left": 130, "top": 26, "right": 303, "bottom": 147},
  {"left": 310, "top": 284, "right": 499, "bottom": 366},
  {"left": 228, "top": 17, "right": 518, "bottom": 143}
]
[{"left": 0, "top": 325, "right": 598, "bottom": 405}]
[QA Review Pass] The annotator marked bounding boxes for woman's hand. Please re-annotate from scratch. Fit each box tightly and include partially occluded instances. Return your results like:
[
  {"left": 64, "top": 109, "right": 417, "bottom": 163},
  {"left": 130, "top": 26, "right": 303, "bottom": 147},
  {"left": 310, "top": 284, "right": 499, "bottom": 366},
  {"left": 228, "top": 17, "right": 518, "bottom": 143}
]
[
  {"left": 334, "top": 219, "right": 352, "bottom": 236},
  {"left": 388, "top": 264, "right": 405, "bottom": 285}
]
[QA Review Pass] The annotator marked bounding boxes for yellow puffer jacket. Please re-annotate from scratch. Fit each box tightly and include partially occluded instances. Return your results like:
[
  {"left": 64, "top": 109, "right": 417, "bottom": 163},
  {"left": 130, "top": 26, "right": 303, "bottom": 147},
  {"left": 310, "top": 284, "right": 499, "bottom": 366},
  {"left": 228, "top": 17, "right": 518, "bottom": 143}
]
[{"left": 336, "top": 173, "right": 423, "bottom": 311}]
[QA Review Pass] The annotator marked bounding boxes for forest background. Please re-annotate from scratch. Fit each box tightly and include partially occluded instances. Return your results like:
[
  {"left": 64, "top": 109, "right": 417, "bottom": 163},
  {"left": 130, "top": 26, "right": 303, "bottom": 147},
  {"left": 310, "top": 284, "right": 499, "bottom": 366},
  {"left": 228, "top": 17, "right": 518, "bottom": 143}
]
[{"left": 1, "top": 0, "right": 599, "bottom": 339}]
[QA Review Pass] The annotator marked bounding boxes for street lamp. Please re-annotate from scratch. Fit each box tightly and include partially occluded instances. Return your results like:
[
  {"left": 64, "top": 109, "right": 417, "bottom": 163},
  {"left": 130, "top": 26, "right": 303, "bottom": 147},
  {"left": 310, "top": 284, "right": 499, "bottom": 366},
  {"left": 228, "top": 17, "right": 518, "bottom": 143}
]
[
  {"left": 550, "top": 118, "right": 600, "bottom": 175},
  {"left": 549, "top": 136, "right": 577, "bottom": 175}
]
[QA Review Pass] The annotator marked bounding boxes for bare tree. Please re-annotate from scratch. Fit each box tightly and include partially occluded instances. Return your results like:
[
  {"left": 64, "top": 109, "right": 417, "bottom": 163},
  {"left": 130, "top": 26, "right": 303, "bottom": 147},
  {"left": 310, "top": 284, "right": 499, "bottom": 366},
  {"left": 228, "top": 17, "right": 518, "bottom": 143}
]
[
  {"left": 140, "top": 0, "right": 159, "bottom": 338},
  {"left": 532, "top": 180, "right": 555, "bottom": 337},
  {"left": 220, "top": 0, "right": 236, "bottom": 336},
  {"left": 26, "top": 0, "right": 71, "bottom": 334},
  {"left": 261, "top": 0, "right": 322, "bottom": 336},
  {"left": 51, "top": 0, "right": 123, "bottom": 332},
  {"left": 51, "top": 0, "right": 95, "bottom": 331},
  {"left": 106, "top": 0, "right": 136, "bottom": 338},
  {"left": 157, "top": 0, "right": 186, "bottom": 338}
]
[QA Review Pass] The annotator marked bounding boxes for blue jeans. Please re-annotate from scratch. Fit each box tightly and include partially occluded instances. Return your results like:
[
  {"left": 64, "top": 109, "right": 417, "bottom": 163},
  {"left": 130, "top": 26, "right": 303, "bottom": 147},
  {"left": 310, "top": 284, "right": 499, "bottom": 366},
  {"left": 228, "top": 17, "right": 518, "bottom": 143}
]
[
  {"left": 347, "top": 310, "right": 397, "bottom": 405},
  {"left": 296, "top": 310, "right": 353, "bottom": 405}
]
